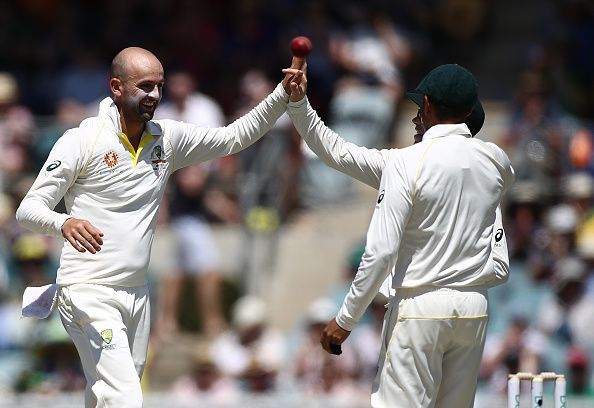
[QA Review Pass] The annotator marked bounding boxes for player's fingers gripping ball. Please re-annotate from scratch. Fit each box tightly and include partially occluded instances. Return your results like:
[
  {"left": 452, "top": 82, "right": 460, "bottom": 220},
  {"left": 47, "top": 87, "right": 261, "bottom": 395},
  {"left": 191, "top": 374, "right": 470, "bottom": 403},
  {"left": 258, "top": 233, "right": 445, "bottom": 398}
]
[{"left": 290, "top": 36, "right": 313, "bottom": 58}]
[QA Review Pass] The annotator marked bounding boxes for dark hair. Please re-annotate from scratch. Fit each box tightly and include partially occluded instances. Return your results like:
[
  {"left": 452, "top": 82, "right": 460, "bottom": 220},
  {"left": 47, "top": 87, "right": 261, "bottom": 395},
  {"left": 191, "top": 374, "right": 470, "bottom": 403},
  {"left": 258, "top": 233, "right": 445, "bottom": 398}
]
[{"left": 429, "top": 98, "right": 473, "bottom": 122}]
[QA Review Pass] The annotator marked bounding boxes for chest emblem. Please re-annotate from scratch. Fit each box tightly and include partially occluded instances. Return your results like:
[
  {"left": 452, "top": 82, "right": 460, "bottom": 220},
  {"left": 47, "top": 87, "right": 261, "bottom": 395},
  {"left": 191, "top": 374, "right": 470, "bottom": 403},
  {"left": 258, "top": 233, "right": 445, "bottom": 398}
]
[
  {"left": 104, "top": 150, "right": 119, "bottom": 168},
  {"left": 151, "top": 145, "right": 165, "bottom": 162},
  {"left": 150, "top": 145, "right": 167, "bottom": 174}
]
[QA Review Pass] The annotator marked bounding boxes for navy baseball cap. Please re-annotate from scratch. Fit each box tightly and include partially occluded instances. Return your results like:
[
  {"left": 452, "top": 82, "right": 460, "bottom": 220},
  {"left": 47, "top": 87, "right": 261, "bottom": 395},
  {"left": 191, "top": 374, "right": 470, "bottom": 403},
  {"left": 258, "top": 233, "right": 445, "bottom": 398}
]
[
  {"left": 407, "top": 63, "right": 479, "bottom": 108},
  {"left": 407, "top": 63, "right": 484, "bottom": 136}
]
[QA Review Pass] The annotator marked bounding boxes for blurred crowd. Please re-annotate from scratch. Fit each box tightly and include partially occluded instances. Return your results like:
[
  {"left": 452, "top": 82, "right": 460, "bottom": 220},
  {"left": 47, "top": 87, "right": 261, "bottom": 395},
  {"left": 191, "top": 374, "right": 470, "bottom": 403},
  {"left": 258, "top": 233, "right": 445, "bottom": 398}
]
[{"left": 1, "top": 0, "right": 594, "bottom": 404}]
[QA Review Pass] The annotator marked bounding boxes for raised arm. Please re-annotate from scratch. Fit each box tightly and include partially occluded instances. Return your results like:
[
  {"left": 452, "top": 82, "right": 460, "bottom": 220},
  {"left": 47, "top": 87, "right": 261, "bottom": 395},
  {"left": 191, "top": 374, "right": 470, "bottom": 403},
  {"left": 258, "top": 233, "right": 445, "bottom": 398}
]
[
  {"left": 283, "top": 65, "right": 386, "bottom": 190},
  {"left": 166, "top": 82, "right": 288, "bottom": 170},
  {"left": 168, "top": 59, "right": 306, "bottom": 171}
]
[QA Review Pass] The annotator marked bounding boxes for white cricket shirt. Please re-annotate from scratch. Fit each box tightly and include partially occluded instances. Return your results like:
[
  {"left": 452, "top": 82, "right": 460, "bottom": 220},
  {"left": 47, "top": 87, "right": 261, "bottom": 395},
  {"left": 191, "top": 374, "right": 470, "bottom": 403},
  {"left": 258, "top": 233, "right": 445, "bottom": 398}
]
[
  {"left": 17, "top": 84, "right": 289, "bottom": 287},
  {"left": 288, "top": 98, "right": 515, "bottom": 330}
]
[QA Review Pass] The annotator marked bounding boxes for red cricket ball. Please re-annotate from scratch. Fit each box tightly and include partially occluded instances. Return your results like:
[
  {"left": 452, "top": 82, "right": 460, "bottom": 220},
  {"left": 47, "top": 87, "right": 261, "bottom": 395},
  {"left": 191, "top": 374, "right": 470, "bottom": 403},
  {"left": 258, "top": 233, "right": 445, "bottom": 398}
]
[{"left": 290, "top": 36, "right": 313, "bottom": 58}]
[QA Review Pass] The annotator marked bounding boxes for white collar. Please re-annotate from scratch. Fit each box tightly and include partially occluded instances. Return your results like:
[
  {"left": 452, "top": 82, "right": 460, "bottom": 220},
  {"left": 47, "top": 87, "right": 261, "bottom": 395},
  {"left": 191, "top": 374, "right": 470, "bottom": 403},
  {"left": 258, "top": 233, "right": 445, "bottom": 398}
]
[{"left": 422, "top": 123, "right": 472, "bottom": 141}]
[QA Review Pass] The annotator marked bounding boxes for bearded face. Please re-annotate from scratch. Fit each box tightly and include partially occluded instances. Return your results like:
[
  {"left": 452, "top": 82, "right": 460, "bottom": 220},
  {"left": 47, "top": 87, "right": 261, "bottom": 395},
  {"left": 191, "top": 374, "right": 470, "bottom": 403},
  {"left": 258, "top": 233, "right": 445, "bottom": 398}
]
[
  {"left": 118, "top": 75, "right": 164, "bottom": 122},
  {"left": 111, "top": 51, "right": 165, "bottom": 124}
]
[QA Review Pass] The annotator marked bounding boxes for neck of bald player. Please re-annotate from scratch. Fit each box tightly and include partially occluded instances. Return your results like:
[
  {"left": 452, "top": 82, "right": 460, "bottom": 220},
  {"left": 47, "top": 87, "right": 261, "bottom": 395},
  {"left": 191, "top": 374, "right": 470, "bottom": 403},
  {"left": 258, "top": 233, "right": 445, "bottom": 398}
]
[{"left": 119, "top": 112, "right": 145, "bottom": 150}]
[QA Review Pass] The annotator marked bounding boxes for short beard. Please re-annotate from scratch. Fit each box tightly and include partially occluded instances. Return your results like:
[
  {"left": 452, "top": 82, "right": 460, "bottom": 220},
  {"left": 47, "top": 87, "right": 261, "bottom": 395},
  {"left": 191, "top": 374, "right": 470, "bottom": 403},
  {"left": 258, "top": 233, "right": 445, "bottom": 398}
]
[
  {"left": 122, "top": 97, "right": 156, "bottom": 123},
  {"left": 139, "top": 109, "right": 155, "bottom": 121}
]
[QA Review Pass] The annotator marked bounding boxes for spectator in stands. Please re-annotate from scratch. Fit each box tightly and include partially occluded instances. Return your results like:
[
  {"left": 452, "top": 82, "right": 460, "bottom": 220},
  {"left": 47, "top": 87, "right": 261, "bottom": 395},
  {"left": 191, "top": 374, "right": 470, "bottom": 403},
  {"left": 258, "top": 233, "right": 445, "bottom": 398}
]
[
  {"left": 210, "top": 295, "right": 286, "bottom": 392},
  {"left": 171, "top": 340, "right": 239, "bottom": 405},
  {"left": 0, "top": 72, "right": 36, "bottom": 190},
  {"left": 537, "top": 257, "right": 594, "bottom": 348},
  {"left": 233, "top": 69, "right": 297, "bottom": 295},
  {"left": 57, "top": 47, "right": 109, "bottom": 107},
  {"left": 566, "top": 346, "right": 594, "bottom": 397},
  {"left": 499, "top": 71, "right": 568, "bottom": 194},
  {"left": 32, "top": 99, "right": 88, "bottom": 172},
  {"left": 294, "top": 298, "right": 361, "bottom": 395},
  {"left": 504, "top": 181, "right": 544, "bottom": 262},
  {"left": 154, "top": 71, "right": 225, "bottom": 127},
  {"left": 155, "top": 164, "right": 230, "bottom": 337},
  {"left": 480, "top": 316, "right": 546, "bottom": 395},
  {"left": 298, "top": 8, "right": 410, "bottom": 207},
  {"left": 529, "top": 204, "right": 578, "bottom": 283},
  {"left": 152, "top": 71, "right": 230, "bottom": 337}
]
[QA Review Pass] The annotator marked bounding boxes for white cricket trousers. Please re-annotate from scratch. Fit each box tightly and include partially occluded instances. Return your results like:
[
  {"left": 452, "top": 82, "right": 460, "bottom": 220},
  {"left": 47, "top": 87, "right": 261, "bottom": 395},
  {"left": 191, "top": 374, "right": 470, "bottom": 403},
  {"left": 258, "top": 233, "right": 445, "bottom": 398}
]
[
  {"left": 58, "top": 284, "right": 150, "bottom": 408},
  {"left": 371, "top": 286, "right": 489, "bottom": 408}
]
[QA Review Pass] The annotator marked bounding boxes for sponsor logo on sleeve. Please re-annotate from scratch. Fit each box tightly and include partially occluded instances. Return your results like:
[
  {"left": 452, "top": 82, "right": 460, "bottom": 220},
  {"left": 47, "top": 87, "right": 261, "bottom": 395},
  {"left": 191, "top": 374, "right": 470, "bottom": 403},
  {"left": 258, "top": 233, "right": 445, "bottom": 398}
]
[
  {"left": 494, "top": 228, "right": 504, "bottom": 247},
  {"left": 46, "top": 160, "right": 62, "bottom": 171},
  {"left": 377, "top": 189, "right": 385, "bottom": 204}
]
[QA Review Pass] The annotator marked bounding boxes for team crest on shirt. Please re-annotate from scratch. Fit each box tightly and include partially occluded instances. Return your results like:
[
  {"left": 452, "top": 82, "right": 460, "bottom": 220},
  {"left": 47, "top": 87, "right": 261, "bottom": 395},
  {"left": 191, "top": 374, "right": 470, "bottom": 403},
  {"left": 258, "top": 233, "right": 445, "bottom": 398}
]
[
  {"left": 103, "top": 150, "right": 119, "bottom": 168},
  {"left": 150, "top": 144, "right": 167, "bottom": 173},
  {"left": 100, "top": 329, "right": 115, "bottom": 349},
  {"left": 151, "top": 145, "right": 163, "bottom": 160}
]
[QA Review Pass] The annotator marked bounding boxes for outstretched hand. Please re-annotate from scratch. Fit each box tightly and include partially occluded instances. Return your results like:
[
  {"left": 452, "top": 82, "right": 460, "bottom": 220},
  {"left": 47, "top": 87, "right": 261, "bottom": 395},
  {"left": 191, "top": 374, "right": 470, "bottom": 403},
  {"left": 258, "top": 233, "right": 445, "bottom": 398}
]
[
  {"left": 61, "top": 218, "right": 104, "bottom": 254},
  {"left": 282, "top": 57, "right": 308, "bottom": 102}
]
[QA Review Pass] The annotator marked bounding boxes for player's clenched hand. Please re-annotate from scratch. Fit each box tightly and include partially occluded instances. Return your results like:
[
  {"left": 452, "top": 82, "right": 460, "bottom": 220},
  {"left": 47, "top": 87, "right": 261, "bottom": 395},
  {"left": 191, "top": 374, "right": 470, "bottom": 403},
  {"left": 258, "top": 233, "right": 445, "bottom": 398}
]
[
  {"left": 320, "top": 318, "right": 350, "bottom": 355},
  {"left": 61, "top": 218, "right": 104, "bottom": 254},
  {"left": 282, "top": 58, "right": 307, "bottom": 102},
  {"left": 281, "top": 56, "right": 305, "bottom": 93}
]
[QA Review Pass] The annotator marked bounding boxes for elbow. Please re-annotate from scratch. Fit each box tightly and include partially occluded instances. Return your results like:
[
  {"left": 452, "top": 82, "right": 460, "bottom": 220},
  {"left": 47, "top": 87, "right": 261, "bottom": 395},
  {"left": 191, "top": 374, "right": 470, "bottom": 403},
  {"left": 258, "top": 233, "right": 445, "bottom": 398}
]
[
  {"left": 492, "top": 261, "right": 510, "bottom": 284},
  {"left": 366, "top": 249, "right": 395, "bottom": 270},
  {"left": 15, "top": 199, "right": 35, "bottom": 229},
  {"left": 15, "top": 202, "right": 26, "bottom": 226},
  {"left": 496, "top": 272, "right": 510, "bottom": 284}
]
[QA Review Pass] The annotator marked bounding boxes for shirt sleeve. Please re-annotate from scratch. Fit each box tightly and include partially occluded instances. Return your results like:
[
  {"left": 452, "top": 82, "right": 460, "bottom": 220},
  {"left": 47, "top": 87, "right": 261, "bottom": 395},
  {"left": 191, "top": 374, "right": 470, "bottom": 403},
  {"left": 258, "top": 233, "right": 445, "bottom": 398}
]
[
  {"left": 485, "top": 141, "right": 516, "bottom": 194},
  {"left": 336, "top": 156, "right": 412, "bottom": 331},
  {"left": 486, "top": 206, "right": 511, "bottom": 287},
  {"left": 287, "top": 97, "right": 386, "bottom": 189},
  {"left": 16, "top": 129, "right": 87, "bottom": 237},
  {"left": 167, "top": 83, "right": 290, "bottom": 171}
]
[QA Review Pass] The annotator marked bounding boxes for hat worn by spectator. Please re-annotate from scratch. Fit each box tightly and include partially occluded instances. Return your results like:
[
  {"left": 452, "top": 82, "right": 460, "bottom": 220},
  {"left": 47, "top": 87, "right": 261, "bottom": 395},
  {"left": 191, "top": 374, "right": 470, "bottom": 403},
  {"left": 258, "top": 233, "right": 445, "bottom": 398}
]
[
  {"left": 232, "top": 295, "right": 267, "bottom": 331},
  {"left": 552, "top": 256, "right": 586, "bottom": 290},
  {"left": 407, "top": 64, "right": 484, "bottom": 136},
  {"left": 546, "top": 204, "right": 578, "bottom": 234},
  {"left": 563, "top": 172, "right": 594, "bottom": 199},
  {"left": 305, "top": 297, "right": 336, "bottom": 325}
]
